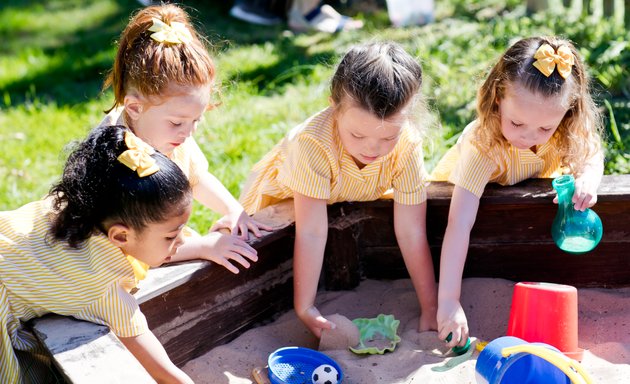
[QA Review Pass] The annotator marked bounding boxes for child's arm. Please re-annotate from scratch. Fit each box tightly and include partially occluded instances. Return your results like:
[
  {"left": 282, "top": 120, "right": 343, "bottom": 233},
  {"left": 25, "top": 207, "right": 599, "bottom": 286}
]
[
  {"left": 572, "top": 151, "right": 604, "bottom": 211},
  {"left": 293, "top": 192, "right": 335, "bottom": 338},
  {"left": 119, "top": 331, "right": 193, "bottom": 384},
  {"left": 393, "top": 201, "right": 438, "bottom": 332},
  {"left": 437, "top": 186, "right": 480, "bottom": 347},
  {"left": 194, "top": 170, "right": 272, "bottom": 239},
  {"left": 169, "top": 231, "right": 258, "bottom": 274}
]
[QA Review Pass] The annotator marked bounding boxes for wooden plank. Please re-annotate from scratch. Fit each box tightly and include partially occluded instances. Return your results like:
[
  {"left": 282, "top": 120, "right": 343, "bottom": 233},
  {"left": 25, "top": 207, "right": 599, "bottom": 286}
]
[
  {"left": 29, "top": 201, "right": 297, "bottom": 381},
  {"left": 27, "top": 175, "right": 630, "bottom": 381},
  {"left": 325, "top": 175, "right": 630, "bottom": 289},
  {"left": 139, "top": 201, "right": 297, "bottom": 366},
  {"left": 31, "top": 315, "right": 154, "bottom": 383}
]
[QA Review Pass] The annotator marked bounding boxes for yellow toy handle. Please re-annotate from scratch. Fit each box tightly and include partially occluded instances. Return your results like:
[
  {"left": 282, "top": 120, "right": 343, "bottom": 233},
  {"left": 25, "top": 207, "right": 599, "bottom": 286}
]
[{"left": 501, "top": 345, "right": 593, "bottom": 384}]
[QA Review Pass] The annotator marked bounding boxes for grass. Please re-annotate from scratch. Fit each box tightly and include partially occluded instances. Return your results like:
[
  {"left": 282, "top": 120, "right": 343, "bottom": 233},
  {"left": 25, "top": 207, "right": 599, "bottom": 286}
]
[{"left": 1, "top": 0, "right": 628, "bottom": 231}]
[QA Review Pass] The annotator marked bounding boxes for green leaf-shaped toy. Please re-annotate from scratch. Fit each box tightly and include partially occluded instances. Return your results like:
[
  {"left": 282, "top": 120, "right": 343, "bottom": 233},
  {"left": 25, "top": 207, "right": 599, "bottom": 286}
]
[{"left": 349, "top": 314, "right": 401, "bottom": 355}]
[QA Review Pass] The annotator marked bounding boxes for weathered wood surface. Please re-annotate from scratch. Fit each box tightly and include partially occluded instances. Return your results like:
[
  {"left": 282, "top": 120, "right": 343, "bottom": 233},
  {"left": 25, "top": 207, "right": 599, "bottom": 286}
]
[
  {"left": 325, "top": 175, "right": 630, "bottom": 289},
  {"left": 31, "top": 316, "right": 155, "bottom": 383},
  {"left": 31, "top": 201, "right": 296, "bottom": 380}
]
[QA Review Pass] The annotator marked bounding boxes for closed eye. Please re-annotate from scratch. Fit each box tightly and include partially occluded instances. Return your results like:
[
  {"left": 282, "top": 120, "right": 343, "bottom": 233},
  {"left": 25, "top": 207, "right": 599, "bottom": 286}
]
[
  {"left": 540, "top": 127, "right": 553, "bottom": 132},
  {"left": 511, "top": 121, "right": 523, "bottom": 127},
  {"left": 170, "top": 121, "right": 182, "bottom": 127},
  {"left": 351, "top": 133, "right": 364, "bottom": 139}
]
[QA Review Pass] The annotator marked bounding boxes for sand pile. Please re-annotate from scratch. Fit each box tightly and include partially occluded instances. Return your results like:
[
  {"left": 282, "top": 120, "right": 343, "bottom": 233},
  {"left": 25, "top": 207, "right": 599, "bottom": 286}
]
[{"left": 183, "top": 278, "right": 630, "bottom": 383}]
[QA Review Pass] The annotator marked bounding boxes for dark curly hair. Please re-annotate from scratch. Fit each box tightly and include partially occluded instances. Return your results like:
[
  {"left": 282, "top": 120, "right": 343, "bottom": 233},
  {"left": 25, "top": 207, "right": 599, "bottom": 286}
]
[{"left": 49, "top": 125, "right": 192, "bottom": 248}]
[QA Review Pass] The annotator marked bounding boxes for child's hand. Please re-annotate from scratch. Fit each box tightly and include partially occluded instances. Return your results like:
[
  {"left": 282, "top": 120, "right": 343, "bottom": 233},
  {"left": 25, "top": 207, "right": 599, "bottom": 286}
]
[
  {"left": 437, "top": 298, "right": 469, "bottom": 348},
  {"left": 297, "top": 305, "right": 336, "bottom": 338},
  {"left": 572, "top": 173, "right": 599, "bottom": 211},
  {"left": 202, "top": 231, "right": 258, "bottom": 274},
  {"left": 210, "top": 210, "right": 273, "bottom": 240},
  {"left": 552, "top": 174, "right": 600, "bottom": 211}
]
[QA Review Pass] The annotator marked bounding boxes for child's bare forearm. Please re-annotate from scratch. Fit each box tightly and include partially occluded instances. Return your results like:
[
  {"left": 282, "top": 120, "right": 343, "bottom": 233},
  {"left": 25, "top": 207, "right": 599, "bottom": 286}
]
[
  {"left": 193, "top": 171, "right": 243, "bottom": 216},
  {"left": 293, "top": 194, "right": 328, "bottom": 314},
  {"left": 393, "top": 202, "right": 437, "bottom": 312},
  {"left": 119, "top": 331, "right": 193, "bottom": 384},
  {"left": 438, "top": 187, "right": 480, "bottom": 302}
]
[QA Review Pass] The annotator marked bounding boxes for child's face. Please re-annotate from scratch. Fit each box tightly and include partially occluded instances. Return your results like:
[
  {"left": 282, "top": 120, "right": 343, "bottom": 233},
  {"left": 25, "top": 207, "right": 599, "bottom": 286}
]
[
  {"left": 498, "top": 82, "right": 568, "bottom": 150},
  {"left": 126, "top": 84, "right": 211, "bottom": 155},
  {"left": 119, "top": 203, "right": 192, "bottom": 267},
  {"left": 335, "top": 103, "right": 406, "bottom": 168}
]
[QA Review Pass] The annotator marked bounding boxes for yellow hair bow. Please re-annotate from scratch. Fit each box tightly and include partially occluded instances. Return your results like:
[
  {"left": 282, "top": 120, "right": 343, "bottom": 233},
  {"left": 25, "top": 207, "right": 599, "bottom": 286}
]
[
  {"left": 148, "top": 17, "right": 192, "bottom": 45},
  {"left": 117, "top": 131, "right": 160, "bottom": 177},
  {"left": 532, "top": 44, "right": 574, "bottom": 79}
]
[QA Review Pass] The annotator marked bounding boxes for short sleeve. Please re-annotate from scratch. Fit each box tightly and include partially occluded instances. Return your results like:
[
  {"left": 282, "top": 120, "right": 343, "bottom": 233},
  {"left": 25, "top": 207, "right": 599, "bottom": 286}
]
[
  {"left": 449, "top": 139, "right": 498, "bottom": 198},
  {"left": 74, "top": 283, "right": 148, "bottom": 338},
  {"left": 277, "top": 135, "right": 332, "bottom": 200},
  {"left": 185, "top": 138, "right": 209, "bottom": 187},
  {"left": 392, "top": 139, "right": 428, "bottom": 205}
]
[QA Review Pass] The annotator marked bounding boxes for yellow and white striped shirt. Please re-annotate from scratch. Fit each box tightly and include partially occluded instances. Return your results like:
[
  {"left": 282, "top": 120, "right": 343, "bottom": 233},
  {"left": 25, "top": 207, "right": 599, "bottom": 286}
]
[
  {"left": 0, "top": 198, "right": 148, "bottom": 383},
  {"left": 240, "top": 107, "right": 429, "bottom": 214},
  {"left": 430, "top": 121, "right": 565, "bottom": 197},
  {"left": 98, "top": 107, "right": 209, "bottom": 187}
]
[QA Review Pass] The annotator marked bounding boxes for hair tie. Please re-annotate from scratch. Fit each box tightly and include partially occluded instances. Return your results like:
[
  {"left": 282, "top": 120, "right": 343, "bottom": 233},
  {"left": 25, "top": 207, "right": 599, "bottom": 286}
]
[
  {"left": 117, "top": 131, "right": 160, "bottom": 177},
  {"left": 148, "top": 17, "right": 192, "bottom": 44},
  {"left": 532, "top": 43, "right": 574, "bottom": 79}
]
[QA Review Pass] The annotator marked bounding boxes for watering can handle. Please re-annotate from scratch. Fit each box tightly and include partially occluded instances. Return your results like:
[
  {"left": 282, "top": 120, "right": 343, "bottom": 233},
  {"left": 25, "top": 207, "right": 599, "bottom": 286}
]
[{"left": 501, "top": 345, "right": 593, "bottom": 384}]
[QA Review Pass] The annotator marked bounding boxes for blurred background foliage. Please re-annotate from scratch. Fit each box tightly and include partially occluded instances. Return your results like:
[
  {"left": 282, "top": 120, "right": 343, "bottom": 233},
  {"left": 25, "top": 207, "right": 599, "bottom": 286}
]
[{"left": 0, "top": 0, "right": 628, "bottom": 230}]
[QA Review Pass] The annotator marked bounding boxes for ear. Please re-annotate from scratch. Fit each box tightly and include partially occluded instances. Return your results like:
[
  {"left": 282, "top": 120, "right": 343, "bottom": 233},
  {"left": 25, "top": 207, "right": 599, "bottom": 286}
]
[
  {"left": 107, "top": 224, "right": 132, "bottom": 248},
  {"left": 124, "top": 94, "right": 144, "bottom": 121},
  {"left": 328, "top": 96, "right": 336, "bottom": 108}
]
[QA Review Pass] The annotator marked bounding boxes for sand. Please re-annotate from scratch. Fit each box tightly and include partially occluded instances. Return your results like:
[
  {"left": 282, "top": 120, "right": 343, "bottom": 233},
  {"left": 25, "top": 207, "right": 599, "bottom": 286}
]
[{"left": 182, "top": 278, "right": 630, "bottom": 383}]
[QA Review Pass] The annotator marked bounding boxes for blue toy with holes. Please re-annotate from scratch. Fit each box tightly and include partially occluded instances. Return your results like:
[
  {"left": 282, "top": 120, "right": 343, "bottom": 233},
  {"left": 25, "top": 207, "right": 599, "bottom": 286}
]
[{"left": 267, "top": 346, "right": 343, "bottom": 384}]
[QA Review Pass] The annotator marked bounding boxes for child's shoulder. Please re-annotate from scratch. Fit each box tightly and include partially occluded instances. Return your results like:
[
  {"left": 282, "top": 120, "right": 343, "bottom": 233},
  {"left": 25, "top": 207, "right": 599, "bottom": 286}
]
[
  {"left": 287, "top": 107, "right": 335, "bottom": 144},
  {"left": 96, "top": 107, "right": 125, "bottom": 129}
]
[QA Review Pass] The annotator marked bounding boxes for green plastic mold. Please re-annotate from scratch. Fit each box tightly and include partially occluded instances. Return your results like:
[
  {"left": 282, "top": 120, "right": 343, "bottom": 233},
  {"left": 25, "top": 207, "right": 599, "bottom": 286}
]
[{"left": 349, "top": 314, "right": 401, "bottom": 355}]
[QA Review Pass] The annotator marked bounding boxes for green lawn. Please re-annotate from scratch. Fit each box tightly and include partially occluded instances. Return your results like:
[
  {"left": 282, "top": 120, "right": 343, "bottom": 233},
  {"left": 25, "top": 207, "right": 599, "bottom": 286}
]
[{"left": 1, "top": 0, "right": 628, "bottom": 231}]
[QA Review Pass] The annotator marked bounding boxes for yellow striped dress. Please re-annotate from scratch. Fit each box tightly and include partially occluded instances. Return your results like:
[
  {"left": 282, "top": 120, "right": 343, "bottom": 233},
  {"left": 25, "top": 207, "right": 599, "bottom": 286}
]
[
  {"left": 430, "top": 121, "right": 565, "bottom": 197},
  {"left": 0, "top": 198, "right": 148, "bottom": 383},
  {"left": 239, "top": 107, "right": 429, "bottom": 214}
]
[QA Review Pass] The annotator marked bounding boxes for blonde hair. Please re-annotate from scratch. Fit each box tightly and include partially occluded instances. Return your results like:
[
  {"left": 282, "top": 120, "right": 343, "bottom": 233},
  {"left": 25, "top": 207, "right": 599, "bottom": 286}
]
[
  {"left": 103, "top": 4, "right": 215, "bottom": 111},
  {"left": 475, "top": 36, "right": 603, "bottom": 174}
]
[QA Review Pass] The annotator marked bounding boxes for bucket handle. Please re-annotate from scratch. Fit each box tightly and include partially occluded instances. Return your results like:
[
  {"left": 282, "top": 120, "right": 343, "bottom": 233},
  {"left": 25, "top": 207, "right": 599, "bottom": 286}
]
[{"left": 501, "top": 345, "right": 593, "bottom": 384}]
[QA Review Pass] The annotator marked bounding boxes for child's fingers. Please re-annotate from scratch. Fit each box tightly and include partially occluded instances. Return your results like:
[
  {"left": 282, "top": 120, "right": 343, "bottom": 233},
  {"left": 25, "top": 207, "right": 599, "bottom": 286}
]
[
  {"left": 234, "top": 239, "right": 257, "bottom": 255},
  {"left": 219, "top": 259, "right": 241, "bottom": 274},
  {"left": 233, "top": 245, "right": 258, "bottom": 263},
  {"left": 237, "top": 223, "right": 250, "bottom": 241},
  {"left": 254, "top": 219, "right": 273, "bottom": 232},
  {"left": 226, "top": 252, "right": 252, "bottom": 269},
  {"left": 247, "top": 222, "right": 263, "bottom": 238}
]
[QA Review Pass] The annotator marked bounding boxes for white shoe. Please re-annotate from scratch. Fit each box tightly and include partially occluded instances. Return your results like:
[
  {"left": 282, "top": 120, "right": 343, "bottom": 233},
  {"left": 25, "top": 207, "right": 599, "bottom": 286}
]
[
  {"left": 288, "top": 3, "right": 363, "bottom": 33},
  {"left": 230, "top": 3, "right": 283, "bottom": 26}
]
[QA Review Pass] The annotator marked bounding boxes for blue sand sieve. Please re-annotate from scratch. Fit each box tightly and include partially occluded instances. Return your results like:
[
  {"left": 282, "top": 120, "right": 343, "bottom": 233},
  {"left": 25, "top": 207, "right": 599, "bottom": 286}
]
[{"left": 268, "top": 347, "right": 343, "bottom": 384}]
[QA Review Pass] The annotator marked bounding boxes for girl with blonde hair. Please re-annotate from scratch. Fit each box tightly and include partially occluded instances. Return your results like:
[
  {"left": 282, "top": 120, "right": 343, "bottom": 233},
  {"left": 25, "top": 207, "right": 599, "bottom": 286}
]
[{"left": 431, "top": 36, "right": 604, "bottom": 349}]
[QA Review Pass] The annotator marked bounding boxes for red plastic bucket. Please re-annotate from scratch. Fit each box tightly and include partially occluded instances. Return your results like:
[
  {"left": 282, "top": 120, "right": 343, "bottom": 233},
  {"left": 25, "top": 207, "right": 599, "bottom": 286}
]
[{"left": 507, "top": 282, "right": 583, "bottom": 360}]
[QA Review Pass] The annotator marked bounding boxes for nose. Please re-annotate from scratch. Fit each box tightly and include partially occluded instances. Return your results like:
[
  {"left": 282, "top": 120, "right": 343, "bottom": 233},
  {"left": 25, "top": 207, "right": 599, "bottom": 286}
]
[
  {"left": 366, "top": 138, "right": 380, "bottom": 154},
  {"left": 174, "top": 232, "right": 185, "bottom": 249},
  {"left": 178, "top": 123, "right": 195, "bottom": 139}
]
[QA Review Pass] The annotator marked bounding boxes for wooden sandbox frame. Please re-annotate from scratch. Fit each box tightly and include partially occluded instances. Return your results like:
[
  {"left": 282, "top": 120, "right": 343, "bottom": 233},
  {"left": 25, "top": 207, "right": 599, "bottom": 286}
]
[{"left": 31, "top": 175, "right": 630, "bottom": 382}]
